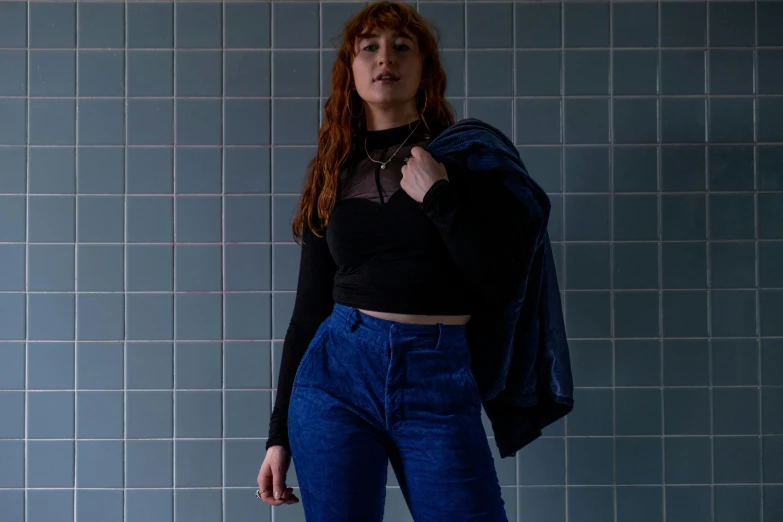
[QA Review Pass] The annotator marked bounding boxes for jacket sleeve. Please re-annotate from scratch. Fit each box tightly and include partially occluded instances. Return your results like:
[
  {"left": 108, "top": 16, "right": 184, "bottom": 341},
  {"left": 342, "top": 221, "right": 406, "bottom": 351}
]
[
  {"left": 421, "top": 165, "right": 539, "bottom": 304},
  {"left": 267, "top": 226, "right": 337, "bottom": 451}
]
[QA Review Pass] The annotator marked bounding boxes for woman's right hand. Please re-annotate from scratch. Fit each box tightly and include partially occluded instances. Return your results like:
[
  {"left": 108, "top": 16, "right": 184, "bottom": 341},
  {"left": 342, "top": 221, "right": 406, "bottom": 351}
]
[{"left": 257, "top": 446, "right": 300, "bottom": 506}]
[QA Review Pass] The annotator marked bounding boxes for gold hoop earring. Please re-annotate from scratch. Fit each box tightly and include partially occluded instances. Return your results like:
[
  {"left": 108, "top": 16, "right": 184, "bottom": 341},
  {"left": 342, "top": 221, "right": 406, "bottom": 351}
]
[{"left": 347, "top": 91, "right": 363, "bottom": 119}]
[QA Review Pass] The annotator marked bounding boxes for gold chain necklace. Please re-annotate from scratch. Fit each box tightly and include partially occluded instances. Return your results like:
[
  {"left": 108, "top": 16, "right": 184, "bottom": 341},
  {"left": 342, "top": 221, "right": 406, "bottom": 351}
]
[{"left": 363, "top": 120, "right": 421, "bottom": 170}]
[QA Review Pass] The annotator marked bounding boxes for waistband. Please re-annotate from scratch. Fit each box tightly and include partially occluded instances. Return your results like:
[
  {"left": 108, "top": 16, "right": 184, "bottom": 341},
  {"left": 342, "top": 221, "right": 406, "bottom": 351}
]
[{"left": 330, "top": 303, "right": 467, "bottom": 342}]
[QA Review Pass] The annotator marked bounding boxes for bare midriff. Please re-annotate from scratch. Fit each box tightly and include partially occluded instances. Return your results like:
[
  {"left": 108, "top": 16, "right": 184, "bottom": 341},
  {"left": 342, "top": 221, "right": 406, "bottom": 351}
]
[{"left": 358, "top": 309, "right": 471, "bottom": 325}]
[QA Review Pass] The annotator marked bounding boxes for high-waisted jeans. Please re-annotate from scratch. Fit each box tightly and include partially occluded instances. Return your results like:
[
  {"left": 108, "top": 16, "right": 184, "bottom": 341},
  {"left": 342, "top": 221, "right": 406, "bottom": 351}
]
[{"left": 287, "top": 304, "right": 508, "bottom": 522}]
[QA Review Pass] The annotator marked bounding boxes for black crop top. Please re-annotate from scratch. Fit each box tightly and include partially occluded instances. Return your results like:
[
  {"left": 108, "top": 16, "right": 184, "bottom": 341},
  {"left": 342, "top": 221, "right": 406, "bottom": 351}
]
[{"left": 267, "top": 120, "right": 527, "bottom": 451}]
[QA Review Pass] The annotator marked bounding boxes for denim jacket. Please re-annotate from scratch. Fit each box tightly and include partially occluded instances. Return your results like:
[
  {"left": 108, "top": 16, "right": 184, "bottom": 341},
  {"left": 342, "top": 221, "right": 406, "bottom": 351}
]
[{"left": 425, "top": 118, "right": 574, "bottom": 458}]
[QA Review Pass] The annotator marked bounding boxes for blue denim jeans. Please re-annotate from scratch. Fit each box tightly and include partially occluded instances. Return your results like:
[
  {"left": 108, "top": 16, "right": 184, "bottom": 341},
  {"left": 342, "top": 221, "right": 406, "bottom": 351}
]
[{"left": 288, "top": 304, "right": 508, "bottom": 522}]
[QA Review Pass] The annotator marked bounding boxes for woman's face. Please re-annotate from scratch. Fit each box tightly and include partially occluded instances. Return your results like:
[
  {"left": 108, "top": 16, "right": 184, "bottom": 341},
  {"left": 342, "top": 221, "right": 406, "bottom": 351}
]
[{"left": 351, "top": 27, "right": 423, "bottom": 114}]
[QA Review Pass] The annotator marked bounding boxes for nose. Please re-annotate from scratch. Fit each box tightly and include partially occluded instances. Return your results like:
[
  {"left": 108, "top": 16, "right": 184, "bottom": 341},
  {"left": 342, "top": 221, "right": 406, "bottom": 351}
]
[{"left": 377, "top": 47, "right": 395, "bottom": 65}]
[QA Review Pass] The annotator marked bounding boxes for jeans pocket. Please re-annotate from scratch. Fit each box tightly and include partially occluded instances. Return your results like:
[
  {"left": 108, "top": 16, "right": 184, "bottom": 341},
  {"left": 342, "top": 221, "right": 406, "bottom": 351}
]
[{"left": 291, "top": 319, "right": 331, "bottom": 391}]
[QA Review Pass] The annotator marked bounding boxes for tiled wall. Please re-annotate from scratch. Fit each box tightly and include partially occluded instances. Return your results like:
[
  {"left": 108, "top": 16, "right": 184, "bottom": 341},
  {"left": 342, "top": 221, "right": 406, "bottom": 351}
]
[{"left": 0, "top": 1, "right": 782, "bottom": 521}]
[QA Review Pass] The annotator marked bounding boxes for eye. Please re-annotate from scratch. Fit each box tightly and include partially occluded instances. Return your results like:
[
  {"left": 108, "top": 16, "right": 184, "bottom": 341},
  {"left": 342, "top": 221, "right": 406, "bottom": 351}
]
[
  {"left": 361, "top": 43, "right": 378, "bottom": 52},
  {"left": 395, "top": 43, "right": 411, "bottom": 51}
]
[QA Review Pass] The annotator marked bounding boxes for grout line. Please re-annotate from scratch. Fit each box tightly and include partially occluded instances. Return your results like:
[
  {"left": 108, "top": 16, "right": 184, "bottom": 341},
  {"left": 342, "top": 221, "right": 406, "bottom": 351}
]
[
  {"left": 122, "top": 0, "right": 129, "bottom": 518},
  {"left": 221, "top": 2, "right": 227, "bottom": 520},
  {"left": 511, "top": 2, "right": 521, "bottom": 519},
  {"left": 24, "top": 3, "right": 30, "bottom": 520},
  {"left": 171, "top": 1, "right": 178, "bottom": 515},
  {"left": 73, "top": 1, "right": 80, "bottom": 515},
  {"left": 657, "top": 2, "right": 667, "bottom": 520},
  {"left": 559, "top": 4, "right": 569, "bottom": 522},
  {"left": 270, "top": 3, "right": 276, "bottom": 520},
  {"left": 607, "top": 3, "right": 617, "bottom": 520}
]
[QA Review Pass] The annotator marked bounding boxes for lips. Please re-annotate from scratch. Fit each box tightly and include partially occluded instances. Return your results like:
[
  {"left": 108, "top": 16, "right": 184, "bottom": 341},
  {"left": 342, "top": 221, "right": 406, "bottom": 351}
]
[{"left": 375, "top": 72, "right": 399, "bottom": 81}]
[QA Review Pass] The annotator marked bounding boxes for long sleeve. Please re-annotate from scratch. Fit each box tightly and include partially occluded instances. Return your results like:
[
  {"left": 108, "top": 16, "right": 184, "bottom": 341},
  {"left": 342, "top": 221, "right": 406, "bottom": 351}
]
[
  {"left": 267, "top": 226, "right": 337, "bottom": 451},
  {"left": 421, "top": 166, "right": 538, "bottom": 305}
]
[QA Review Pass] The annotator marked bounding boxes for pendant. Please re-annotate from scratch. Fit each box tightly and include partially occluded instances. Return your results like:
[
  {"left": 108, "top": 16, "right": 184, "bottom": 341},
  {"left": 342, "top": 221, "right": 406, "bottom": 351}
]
[{"left": 381, "top": 164, "right": 386, "bottom": 169}]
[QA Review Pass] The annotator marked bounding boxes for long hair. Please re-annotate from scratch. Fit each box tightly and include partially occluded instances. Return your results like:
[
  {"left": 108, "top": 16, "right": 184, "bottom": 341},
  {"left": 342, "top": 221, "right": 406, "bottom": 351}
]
[{"left": 291, "top": 1, "right": 455, "bottom": 241}]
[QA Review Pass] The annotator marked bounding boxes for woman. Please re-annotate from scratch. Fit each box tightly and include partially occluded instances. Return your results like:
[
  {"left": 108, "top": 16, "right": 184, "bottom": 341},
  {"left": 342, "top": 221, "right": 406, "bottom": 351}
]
[{"left": 257, "top": 2, "right": 534, "bottom": 520}]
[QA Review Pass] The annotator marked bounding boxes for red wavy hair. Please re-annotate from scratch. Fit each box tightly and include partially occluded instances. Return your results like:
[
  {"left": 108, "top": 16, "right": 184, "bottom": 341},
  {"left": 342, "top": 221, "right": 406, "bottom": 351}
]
[{"left": 291, "top": 0, "right": 455, "bottom": 241}]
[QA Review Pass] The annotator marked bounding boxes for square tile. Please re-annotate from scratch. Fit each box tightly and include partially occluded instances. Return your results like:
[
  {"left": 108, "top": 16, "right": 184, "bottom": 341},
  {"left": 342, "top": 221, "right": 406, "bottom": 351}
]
[
  {"left": 615, "top": 340, "right": 661, "bottom": 386},
  {"left": 616, "top": 487, "right": 663, "bottom": 522},
  {"left": 466, "top": 2, "right": 513, "bottom": 48},
  {"left": 520, "top": 146, "right": 561, "bottom": 193},
  {"left": 661, "top": 146, "right": 705, "bottom": 192},
  {"left": 76, "top": 342, "right": 124, "bottom": 390},
  {"left": 614, "top": 243, "right": 658, "bottom": 290},
  {"left": 661, "top": 2, "right": 706, "bottom": 47},
  {"left": 127, "top": 196, "right": 173, "bottom": 243},
  {"left": 661, "top": 194, "right": 706, "bottom": 240},
  {"left": 662, "top": 291, "right": 708, "bottom": 338},
  {"left": 225, "top": 390, "right": 270, "bottom": 437},
  {"left": 517, "top": 487, "right": 565, "bottom": 522},
  {"left": 126, "top": 294, "right": 174, "bottom": 341},
  {"left": 126, "top": 343, "right": 173, "bottom": 389},
  {"left": 666, "top": 486, "right": 711, "bottom": 522},
  {"left": 0, "top": 490, "right": 24, "bottom": 522},
  {"left": 615, "top": 291, "right": 660, "bottom": 338},
  {"left": 127, "top": 245, "right": 173, "bottom": 292},
  {"left": 0, "top": 196, "right": 25, "bottom": 242},
  {"left": 664, "top": 437, "right": 712, "bottom": 483},
  {"left": 760, "top": 242, "right": 783, "bottom": 287},
  {"left": 226, "top": 100, "right": 271, "bottom": 145},
  {"left": 759, "top": 50, "right": 783, "bottom": 95},
  {"left": 567, "top": 438, "right": 613, "bottom": 485},
  {"left": 225, "top": 293, "right": 272, "bottom": 341},
  {"left": 515, "top": 3, "right": 561, "bottom": 49},
  {"left": 516, "top": 51, "right": 560, "bottom": 96},
  {"left": 709, "top": 145, "right": 754, "bottom": 191},
  {"left": 28, "top": 343, "right": 74, "bottom": 389},
  {"left": 759, "top": 193, "right": 783, "bottom": 240},
  {"left": 0, "top": 3, "right": 27, "bottom": 48},
  {"left": 272, "top": 244, "right": 299, "bottom": 291},
  {"left": 565, "top": 243, "right": 609, "bottom": 290},
  {"left": 272, "top": 195, "right": 298, "bottom": 242},
  {"left": 28, "top": 490, "right": 73, "bottom": 522},
  {"left": 175, "top": 440, "right": 222, "bottom": 487},
  {"left": 614, "top": 99, "right": 657, "bottom": 144},
  {"left": 29, "top": 99, "right": 76, "bottom": 146},
  {"left": 612, "top": 2, "right": 657, "bottom": 48},
  {"left": 661, "top": 51, "right": 705, "bottom": 95},
  {"left": 564, "top": 51, "right": 608, "bottom": 95},
  {"left": 125, "top": 490, "right": 173, "bottom": 522},
  {"left": 29, "top": 51, "right": 75, "bottom": 97},
  {"left": 517, "top": 437, "right": 565, "bottom": 485},
  {"left": 176, "top": 391, "right": 222, "bottom": 438},
  {"left": 78, "top": 195, "right": 124, "bottom": 242},
  {"left": 30, "top": 3, "right": 75, "bottom": 48},
  {"left": 226, "top": 244, "right": 271, "bottom": 291},
  {"left": 128, "top": 100, "right": 174, "bottom": 146},
  {"left": 616, "top": 438, "right": 662, "bottom": 484},
  {"left": 176, "top": 51, "right": 222, "bottom": 97},
  {"left": 710, "top": 2, "right": 755, "bottom": 47},
  {"left": 224, "top": 440, "right": 267, "bottom": 488},
  {"left": 0, "top": 343, "right": 25, "bottom": 389},
  {"left": 225, "top": 51, "right": 270, "bottom": 97},
  {"left": 564, "top": 3, "right": 609, "bottom": 48},
  {"left": 0, "top": 245, "right": 24, "bottom": 292},
  {"left": 712, "top": 290, "right": 757, "bottom": 338},
  {"left": 569, "top": 487, "right": 614, "bottom": 521},
  {"left": 224, "top": 195, "right": 271, "bottom": 242},
  {"left": 126, "top": 392, "right": 173, "bottom": 440},
  {"left": 272, "top": 99, "right": 317, "bottom": 146},
  {"left": 516, "top": 99, "right": 560, "bottom": 145},
  {"left": 175, "top": 196, "right": 221, "bottom": 242},
  {"left": 467, "top": 51, "right": 513, "bottom": 97},
  {"left": 716, "top": 486, "right": 761, "bottom": 522},
  {"left": 714, "top": 387, "right": 761, "bottom": 435},
  {"left": 762, "top": 436, "right": 783, "bottom": 482},
  {"left": 614, "top": 194, "right": 658, "bottom": 241},
  {"left": 0, "top": 440, "right": 24, "bottom": 487},
  {"left": 0, "top": 148, "right": 26, "bottom": 193},
  {"left": 78, "top": 100, "right": 124, "bottom": 146},
  {"left": 76, "top": 490, "right": 123, "bottom": 522},
  {"left": 127, "top": 148, "right": 173, "bottom": 194},
  {"left": 128, "top": 3, "right": 173, "bottom": 49},
  {"left": 175, "top": 294, "right": 222, "bottom": 341},
  {"left": 225, "top": 148, "right": 270, "bottom": 194},
  {"left": 28, "top": 245, "right": 75, "bottom": 292},
  {"left": 567, "top": 388, "right": 612, "bottom": 436},
  {"left": 758, "top": 2, "right": 783, "bottom": 46},
  {"left": 127, "top": 51, "right": 174, "bottom": 97},
  {"left": 662, "top": 242, "right": 707, "bottom": 289},
  {"left": 273, "top": 51, "right": 319, "bottom": 97},
  {"left": 0, "top": 294, "right": 25, "bottom": 341},
  {"left": 175, "top": 245, "right": 222, "bottom": 292},
  {"left": 613, "top": 146, "right": 657, "bottom": 192},
  {"left": 272, "top": 147, "right": 314, "bottom": 194},
  {"left": 176, "top": 2, "right": 221, "bottom": 49},
  {"left": 273, "top": 2, "right": 318, "bottom": 49},
  {"left": 0, "top": 51, "right": 27, "bottom": 96},
  {"left": 764, "top": 388, "right": 783, "bottom": 434},
  {"left": 28, "top": 147, "right": 76, "bottom": 194},
  {"left": 0, "top": 392, "right": 24, "bottom": 438},
  {"left": 418, "top": 2, "right": 464, "bottom": 49},
  {"left": 225, "top": 342, "right": 271, "bottom": 389},
  {"left": 663, "top": 338, "right": 709, "bottom": 385},
  {"left": 710, "top": 194, "right": 755, "bottom": 240},
  {"left": 76, "top": 393, "right": 123, "bottom": 439},
  {"left": 0, "top": 99, "right": 26, "bottom": 146},
  {"left": 225, "top": 2, "right": 270, "bottom": 49},
  {"left": 175, "top": 490, "right": 223, "bottom": 522},
  {"left": 77, "top": 294, "right": 124, "bottom": 341},
  {"left": 710, "top": 50, "right": 754, "bottom": 95},
  {"left": 272, "top": 293, "right": 295, "bottom": 340},
  {"left": 564, "top": 99, "right": 608, "bottom": 144},
  {"left": 710, "top": 98, "right": 754, "bottom": 143},
  {"left": 175, "top": 342, "right": 222, "bottom": 389},
  {"left": 760, "top": 291, "right": 783, "bottom": 337},
  {"left": 125, "top": 440, "right": 173, "bottom": 486},
  {"left": 565, "top": 291, "right": 610, "bottom": 338},
  {"left": 28, "top": 440, "right": 74, "bottom": 487},
  {"left": 175, "top": 149, "right": 221, "bottom": 194},
  {"left": 77, "top": 147, "right": 125, "bottom": 195},
  {"left": 566, "top": 194, "right": 610, "bottom": 240},
  {"left": 466, "top": 99, "right": 513, "bottom": 139},
  {"left": 177, "top": 100, "right": 221, "bottom": 146},
  {"left": 712, "top": 339, "right": 759, "bottom": 386},
  {"left": 78, "top": 3, "right": 124, "bottom": 48},
  {"left": 28, "top": 196, "right": 75, "bottom": 242},
  {"left": 613, "top": 50, "right": 657, "bottom": 95}
]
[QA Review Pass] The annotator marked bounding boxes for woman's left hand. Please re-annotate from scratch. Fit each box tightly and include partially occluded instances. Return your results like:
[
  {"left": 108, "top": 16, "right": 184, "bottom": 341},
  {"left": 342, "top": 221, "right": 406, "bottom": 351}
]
[{"left": 400, "top": 146, "right": 449, "bottom": 203}]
